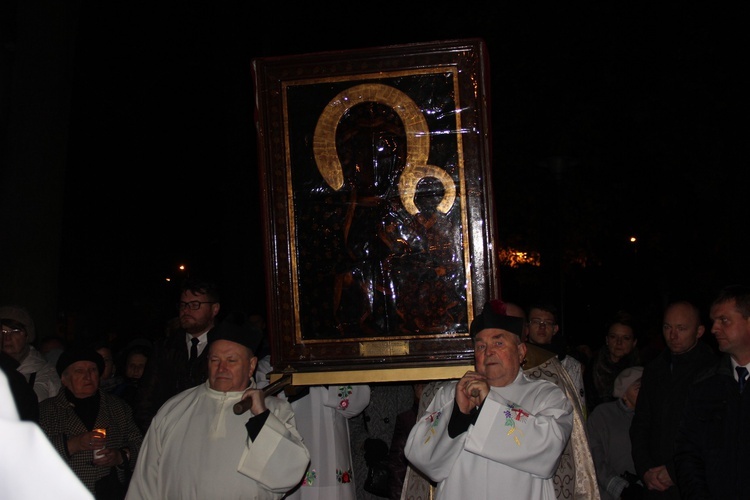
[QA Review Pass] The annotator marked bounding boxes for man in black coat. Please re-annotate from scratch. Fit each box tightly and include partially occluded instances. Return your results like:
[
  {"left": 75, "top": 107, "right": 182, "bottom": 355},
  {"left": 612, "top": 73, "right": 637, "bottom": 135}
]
[
  {"left": 674, "top": 285, "right": 750, "bottom": 499},
  {"left": 630, "top": 300, "right": 716, "bottom": 499},
  {"left": 134, "top": 277, "right": 220, "bottom": 433}
]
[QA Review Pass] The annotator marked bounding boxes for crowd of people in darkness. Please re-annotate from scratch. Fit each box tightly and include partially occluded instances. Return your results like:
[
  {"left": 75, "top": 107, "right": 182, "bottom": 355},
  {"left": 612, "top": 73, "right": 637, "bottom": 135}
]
[{"left": 2, "top": 280, "right": 750, "bottom": 500}]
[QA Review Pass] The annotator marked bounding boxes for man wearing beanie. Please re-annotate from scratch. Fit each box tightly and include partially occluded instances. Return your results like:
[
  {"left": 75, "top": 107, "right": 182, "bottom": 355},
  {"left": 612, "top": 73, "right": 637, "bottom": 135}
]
[
  {"left": 404, "top": 300, "right": 574, "bottom": 499},
  {"left": 1, "top": 304, "right": 61, "bottom": 402},
  {"left": 126, "top": 320, "right": 310, "bottom": 500}
]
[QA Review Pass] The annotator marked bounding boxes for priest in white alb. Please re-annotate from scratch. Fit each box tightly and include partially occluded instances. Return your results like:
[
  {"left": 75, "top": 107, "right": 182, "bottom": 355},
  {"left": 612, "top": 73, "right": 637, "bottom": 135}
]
[
  {"left": 404, "top": 300, "right": 573, "bottom": 499},
  {"left": 125, "top": 320, "right": 310, "bottom": 500}
]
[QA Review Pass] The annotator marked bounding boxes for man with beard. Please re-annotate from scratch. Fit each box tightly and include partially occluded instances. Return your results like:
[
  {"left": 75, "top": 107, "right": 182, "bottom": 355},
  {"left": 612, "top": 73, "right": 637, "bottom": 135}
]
[{"left": 134, "top": 277, "right": 221, "bottom": 432}]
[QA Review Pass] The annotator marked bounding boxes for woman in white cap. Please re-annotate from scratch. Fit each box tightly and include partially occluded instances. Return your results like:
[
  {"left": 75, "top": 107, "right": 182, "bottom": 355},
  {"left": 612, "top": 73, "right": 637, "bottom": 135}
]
[
  {"left": 0, "top": 304, "right": 61, "bottom": 402},
  {"left": 586, "top": 365, "right": 645, "bottom": 500}
]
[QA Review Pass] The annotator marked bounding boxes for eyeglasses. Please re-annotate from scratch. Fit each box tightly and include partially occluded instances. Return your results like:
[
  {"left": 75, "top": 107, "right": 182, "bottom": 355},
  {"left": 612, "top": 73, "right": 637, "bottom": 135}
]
[
  {"left": 177, "top": 301, "right": 217, "bottom": 311},
  {"left": 1, "top": 328, "right": 25, "bottom": 336},
  {"left": 528, "top": 319, "right": 556, "bottom": 328}
]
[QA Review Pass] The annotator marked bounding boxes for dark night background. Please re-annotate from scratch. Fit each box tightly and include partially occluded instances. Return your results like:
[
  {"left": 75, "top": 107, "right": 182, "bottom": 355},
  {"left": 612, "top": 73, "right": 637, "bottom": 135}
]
[{"left": 1, "top": 3, "right": 746, "bottom": 353}]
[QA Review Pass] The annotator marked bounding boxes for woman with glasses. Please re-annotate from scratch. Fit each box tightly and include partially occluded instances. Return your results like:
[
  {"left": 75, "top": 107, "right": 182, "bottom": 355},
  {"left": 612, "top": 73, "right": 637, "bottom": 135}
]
[{"left": 0, "top": 304, "right": 61, "bottom": 402}]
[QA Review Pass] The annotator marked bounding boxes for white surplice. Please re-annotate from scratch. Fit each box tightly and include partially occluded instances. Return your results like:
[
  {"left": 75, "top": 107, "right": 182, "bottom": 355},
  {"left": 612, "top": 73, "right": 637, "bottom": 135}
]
[
  {"left": 125, "top": 379, "right": 310, "bottom": 500},
  {"left": 404, "top": 368, "right": 573, "bottom": 499},
  {"left": 0, "top": 370, "right": 93, "bottom": 500}
]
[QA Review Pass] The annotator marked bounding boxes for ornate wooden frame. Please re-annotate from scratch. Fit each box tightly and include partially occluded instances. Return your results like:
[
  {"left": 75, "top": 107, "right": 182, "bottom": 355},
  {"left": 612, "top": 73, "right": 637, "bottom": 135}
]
[{"left": 252, "top": 38, "right": 498, "bottom": 376}]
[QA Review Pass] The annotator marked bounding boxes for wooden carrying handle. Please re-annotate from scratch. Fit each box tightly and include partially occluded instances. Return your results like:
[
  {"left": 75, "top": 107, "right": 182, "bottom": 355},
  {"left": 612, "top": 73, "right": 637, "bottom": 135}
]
[{"left": 233, "top": 374, "right": 294, "bottom": 415}]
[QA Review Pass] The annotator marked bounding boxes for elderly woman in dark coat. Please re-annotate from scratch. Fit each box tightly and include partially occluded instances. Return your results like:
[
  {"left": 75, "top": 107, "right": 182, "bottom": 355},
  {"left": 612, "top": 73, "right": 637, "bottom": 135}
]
[{"left": 38, "top": 347, "right": 142, "bottom": 499}]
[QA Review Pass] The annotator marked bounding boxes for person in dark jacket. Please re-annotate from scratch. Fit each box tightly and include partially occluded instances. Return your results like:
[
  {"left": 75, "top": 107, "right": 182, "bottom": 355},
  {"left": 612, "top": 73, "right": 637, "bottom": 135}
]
[
  {"left": 133, "top": 277, "right": 220, "bottom": 433},
  {"left": 587, "top": 311, "right": 641, "bottom": 412},
  {"left": 386, "top": 383, "right": 424, "bottom": 500},
  {"left": 630, "top": 300, "right": 717, "bottom": 499},
  {"left": 674, "top": 285, "right": 750, "bottom": 499},
  {"left": 39, "top": 346, "right": 142, "bottom": 498},
  {"left": 0, "top": 350, "right": 39, "bottom": 422},
  {"left": 114, "top": 342, "right": 151, "bottom": 410}
]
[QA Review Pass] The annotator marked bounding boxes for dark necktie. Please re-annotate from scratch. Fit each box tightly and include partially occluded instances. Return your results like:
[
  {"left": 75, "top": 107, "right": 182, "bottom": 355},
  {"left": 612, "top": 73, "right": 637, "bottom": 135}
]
[
  {"left": 189, "top": 338, "right": 199, "bottom": 363},
  {"left": 736, "top": 366, "right": 748, "bottom": 393}
]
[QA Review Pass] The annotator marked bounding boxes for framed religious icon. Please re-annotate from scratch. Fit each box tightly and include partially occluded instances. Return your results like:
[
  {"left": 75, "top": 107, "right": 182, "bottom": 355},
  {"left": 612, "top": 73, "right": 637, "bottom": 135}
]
[{"left": 253, "top": 38, "right": 499, "bottom": 377}]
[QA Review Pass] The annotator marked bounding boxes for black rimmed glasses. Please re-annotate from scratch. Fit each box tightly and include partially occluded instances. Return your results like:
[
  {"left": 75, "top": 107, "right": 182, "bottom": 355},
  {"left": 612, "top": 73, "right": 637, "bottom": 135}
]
[{"left": 176, "top": 301, "right": 217, "bottom": 311}]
